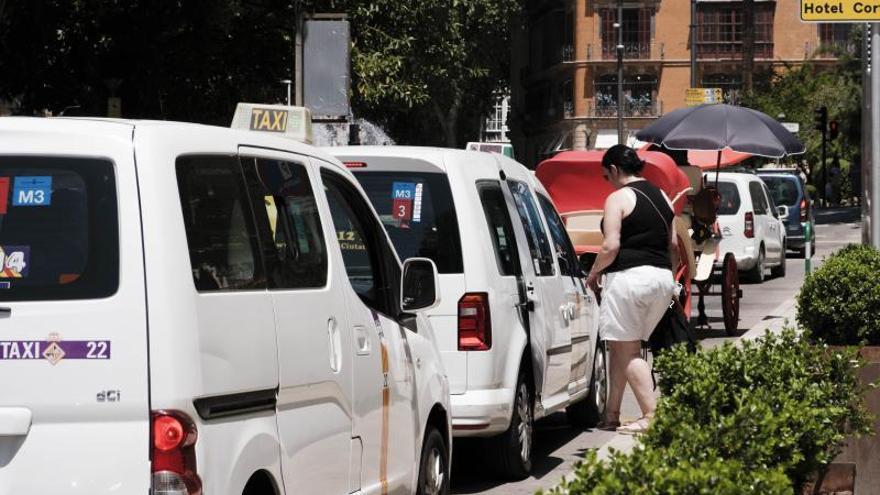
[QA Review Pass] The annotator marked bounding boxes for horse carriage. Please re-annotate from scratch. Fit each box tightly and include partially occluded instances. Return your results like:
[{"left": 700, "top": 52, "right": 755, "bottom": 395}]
[{"left": 536, "top": 149, "right": 742, "bottom": 335}]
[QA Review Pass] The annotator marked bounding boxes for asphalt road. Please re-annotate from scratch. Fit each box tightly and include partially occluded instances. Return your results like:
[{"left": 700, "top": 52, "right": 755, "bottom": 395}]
[{"left": 450, "top": 207, "right": 863, "bottom": 495}]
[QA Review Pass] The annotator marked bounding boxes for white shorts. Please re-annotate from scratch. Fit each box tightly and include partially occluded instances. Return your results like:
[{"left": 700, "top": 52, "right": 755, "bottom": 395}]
[{"left": 599, "top": 265, "right": 677, "bottom": 342}]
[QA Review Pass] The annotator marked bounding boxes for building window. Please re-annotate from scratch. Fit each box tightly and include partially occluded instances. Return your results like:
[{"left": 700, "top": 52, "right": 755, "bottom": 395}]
[
  {"left": 561, "top": 79, "right": 574, "bottom": 118},
  {"left": 701, "top": 73, "right": 742, "bottom": 104},
  {"left": 818, "top": 24, "right": 853, "bottom": 54},
  {"left": 593, "top": 73, "right": 658, "bottom": 117},
  {"left": 600, "top": 8, "right": 653, "bottom": 60},
  {"left": 697, "top": 3, "right": 774, "bottom": 59}
]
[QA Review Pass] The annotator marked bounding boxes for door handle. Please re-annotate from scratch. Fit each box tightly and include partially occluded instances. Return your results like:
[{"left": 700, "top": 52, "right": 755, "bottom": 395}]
[
  {"left": 0, "top": 407, "right": 32, "bottom": 436},
  {"left": 328, "top": 318, "right": 342, "bottom": 372}
]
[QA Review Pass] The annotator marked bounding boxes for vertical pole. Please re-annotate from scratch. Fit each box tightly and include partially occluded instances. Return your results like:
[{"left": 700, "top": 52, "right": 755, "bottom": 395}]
[
  {"left": 803, "top": 221, "right": 812, "bottom": 274},
  {"left": 294, "top": 8, "right": 304, "bottom": 106},
  {"left": 821, "top": 128, "right": 828, "bottom": 207},
  {"left": 864, "top": 23, "right": 873, "bottom": 244},
  {"left": 286, "top": 82, "right": 292, "bottom": 106},
  {"left": 617, "top": 0, "right": 624, "bottom": 145},
  {"left": 871, "top": 23, "right": 880, "bottom": 247},
  {"left": 690, "top": 0, "right": 697, "bottom": 88}
]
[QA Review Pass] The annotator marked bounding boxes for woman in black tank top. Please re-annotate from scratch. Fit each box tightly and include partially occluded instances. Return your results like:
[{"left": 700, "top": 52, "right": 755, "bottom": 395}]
[{"left": 585, "top": 145, "right": 678, "bottom": 435}]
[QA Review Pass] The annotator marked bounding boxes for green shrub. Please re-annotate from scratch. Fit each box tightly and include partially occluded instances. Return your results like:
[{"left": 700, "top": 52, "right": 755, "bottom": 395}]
[
  {"left": 647, "top": 329, "right": 872, "bottom": 488},
  {"left": 545, "top": 448, "right": 791, "bottom": 495},
  {"left": 797, "top": 243, "right": 880, "bottom": 345}
]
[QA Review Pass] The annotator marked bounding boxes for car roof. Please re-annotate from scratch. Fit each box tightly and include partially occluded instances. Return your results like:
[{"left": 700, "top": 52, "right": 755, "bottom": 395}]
[
  {"left": 0, "top": 116, "right": 343, "bottom": 168},
  {"left": 707, "top": 171, "right": 763, "bottom": 184}
]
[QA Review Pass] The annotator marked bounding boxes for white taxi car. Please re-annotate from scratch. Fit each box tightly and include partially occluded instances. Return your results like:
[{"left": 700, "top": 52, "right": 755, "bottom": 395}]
[
  {"left": 0, "top": 108, "right": 450, "bottom": 495},
  {"left": 328, "top": 146, "right": 603, "bottom": 480}
]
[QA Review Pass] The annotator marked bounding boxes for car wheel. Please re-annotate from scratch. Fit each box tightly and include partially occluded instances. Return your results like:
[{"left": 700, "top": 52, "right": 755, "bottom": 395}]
[
  {"left": 416, "top": 426, "right": 449, "bottom": 495},
  {"left": 771, "top": 242, "right": 787, "bottom": 278},
  {"left": 566, "top": 340, "right": 607, "bottom": 429},
  {"left": 746, "top": 247, "right": 765, "bottom": 283},
  {"left": 492, "top": 374, "right": 533, "bottom": 480}
]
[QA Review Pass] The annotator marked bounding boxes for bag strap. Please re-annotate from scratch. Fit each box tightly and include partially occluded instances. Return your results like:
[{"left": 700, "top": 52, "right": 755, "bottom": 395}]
[{"left": 629, "top": 185, "right": 672, "bottom": 235}]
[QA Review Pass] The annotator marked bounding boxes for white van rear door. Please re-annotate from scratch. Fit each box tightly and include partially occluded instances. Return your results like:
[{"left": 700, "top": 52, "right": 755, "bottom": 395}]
[{"left": 0, "top": 153, "right": 150, "bottom": 492}]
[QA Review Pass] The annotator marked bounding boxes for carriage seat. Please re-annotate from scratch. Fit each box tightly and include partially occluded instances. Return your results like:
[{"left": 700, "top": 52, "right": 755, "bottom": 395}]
[{"left": 562, "top": 210, "right": 604, "bottom": 248}]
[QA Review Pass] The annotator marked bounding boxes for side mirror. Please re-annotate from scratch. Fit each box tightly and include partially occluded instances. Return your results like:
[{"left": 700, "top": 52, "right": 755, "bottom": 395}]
[
  {"left": 400, "top": 257, "right": 440, "bottom": 312},
  {"left": 777, "top": 205, "right": 789, "bottom": 219}
]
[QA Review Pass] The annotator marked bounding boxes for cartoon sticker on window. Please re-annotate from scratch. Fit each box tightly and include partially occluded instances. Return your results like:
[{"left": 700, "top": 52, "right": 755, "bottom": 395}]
[{"left": 0, "top": 246, "right": 29, "bottom": 278}]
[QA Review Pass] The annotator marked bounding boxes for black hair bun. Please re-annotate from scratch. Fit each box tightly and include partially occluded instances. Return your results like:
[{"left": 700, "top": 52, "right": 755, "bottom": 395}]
[{"left": 601, "top": 144, "right": 645, "bottom": 175}]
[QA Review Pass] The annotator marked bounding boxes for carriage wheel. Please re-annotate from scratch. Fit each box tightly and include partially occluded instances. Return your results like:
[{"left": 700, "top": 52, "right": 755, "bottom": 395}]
[
  {"left": 676, "top": 236, "right": 692, "bottom": 317},
  {"left": 721, "top": 253, "right": 740, "bottom": 336}
]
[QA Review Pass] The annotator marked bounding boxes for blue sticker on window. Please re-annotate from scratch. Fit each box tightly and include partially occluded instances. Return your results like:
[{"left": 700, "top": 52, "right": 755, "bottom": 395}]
[{"left": 12, "top": 176, "right": 52, "bottom": 207}]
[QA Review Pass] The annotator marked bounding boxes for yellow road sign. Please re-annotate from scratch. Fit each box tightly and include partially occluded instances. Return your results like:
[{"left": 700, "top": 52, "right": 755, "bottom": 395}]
[
  {"left": 801, "top": 0, "right": 880, "bottom": 21},
  {"left": 685, "top": 88, "right": 723, "bottom": 107}
]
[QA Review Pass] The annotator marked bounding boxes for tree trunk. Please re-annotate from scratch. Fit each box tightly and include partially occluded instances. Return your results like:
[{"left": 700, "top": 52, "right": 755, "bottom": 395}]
[
  {"left": 434, "top": 93, "right": 461, "bottom": 148},
  {"left": 742, "top": 0, "right": 755, "bottom": 93}
]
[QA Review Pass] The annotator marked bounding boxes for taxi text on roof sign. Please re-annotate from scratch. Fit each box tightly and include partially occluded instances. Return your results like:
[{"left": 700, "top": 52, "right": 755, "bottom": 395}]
[
  {"left": 801, "top": 0, "right": 880, "bottom": 21},
  {"left": 231, "top": 103, "right": 313, "bottom": 144}
]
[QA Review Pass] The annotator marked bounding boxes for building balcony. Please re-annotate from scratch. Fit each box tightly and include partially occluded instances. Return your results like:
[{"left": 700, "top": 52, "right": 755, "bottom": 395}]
[
  {"left": 587, "top": 96, "right": 662, "bottom": 118},
  {"left": 585, "top": 42, "right": 665, "bottom": 62}
]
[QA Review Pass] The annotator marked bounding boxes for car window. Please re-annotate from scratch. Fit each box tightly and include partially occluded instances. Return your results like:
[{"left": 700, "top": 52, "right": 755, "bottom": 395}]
[
  {"left": 761, "top": 176, "right": 800, "bottom": 207},
  {"left": 177, "top": 155, "right": 264, "bottom": 292},
  {"left": 537, "top": 194, "right": 580, "bottom": 277},
  {"left": 322, "top": 170, "right": 398, "bottom": 315},
  {"left": 477, "top": 181, "right": 521, "bottom": 277},
  {"left": 763, "top": 184, "right": 779, "bottom": 218},
  {"left": 716, "top": 181, "right": 741, "bottom": 215},
  {"left": 0, "top": 157, "right": 119, "bottom": 301},
  {"left": 507, "top": 179, "right": 554, "bottom": 276},
  {"left": 749, "top": 181, "right": 769, "bottom": 215},
  {"left": 355, "top": 171, "right": 463, "bottom": 274},
  {"left": 241, "top": 157, "right": 328, "bottom": 289}
]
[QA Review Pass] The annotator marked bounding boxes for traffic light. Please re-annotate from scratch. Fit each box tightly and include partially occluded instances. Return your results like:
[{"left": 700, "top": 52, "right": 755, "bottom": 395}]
[
  {"left": 814, "top": 106, "right": 828, "bottom": 132},
  {"left": 829, "top": 120, "right": 839, "bottom": 140}
]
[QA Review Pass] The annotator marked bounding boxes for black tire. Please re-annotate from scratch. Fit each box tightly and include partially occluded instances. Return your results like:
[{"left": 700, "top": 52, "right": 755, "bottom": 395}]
[
  {"left": 416, "top": 426, "right": 450, "bottom": 495},
  {"left": 491, "top": 374, "right": 533, "bottom": 480},
  {"left": 566, "top": 341, "right": 607, "bottom": 429},
  {"left": 771, "top": 243, "right": 787, "bottom": 278},
  {"left": 746, "top": 247, "right": 766, "bottom": 283}
]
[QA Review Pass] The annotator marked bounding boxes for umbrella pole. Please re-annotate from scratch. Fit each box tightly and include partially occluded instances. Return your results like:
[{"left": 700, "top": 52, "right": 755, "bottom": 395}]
[{"left": 715, "top": 149, "right": 721, "bottom": 185}]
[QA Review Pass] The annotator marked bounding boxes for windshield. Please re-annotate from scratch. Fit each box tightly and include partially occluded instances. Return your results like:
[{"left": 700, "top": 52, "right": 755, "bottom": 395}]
[
  {"left": 761, "top": 176, "right": 800, "bottom": 207},
  {"left": 354, "top": 171, "right": 463, "bottom": 274},
  {"left": 0, "top": 157, "right": 119, "bottom": 301}
]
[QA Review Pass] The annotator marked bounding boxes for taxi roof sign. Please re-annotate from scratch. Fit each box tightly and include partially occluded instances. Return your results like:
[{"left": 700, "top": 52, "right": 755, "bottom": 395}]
[{"left": 231, "top": 103, "right": 313, "bottom": 144}]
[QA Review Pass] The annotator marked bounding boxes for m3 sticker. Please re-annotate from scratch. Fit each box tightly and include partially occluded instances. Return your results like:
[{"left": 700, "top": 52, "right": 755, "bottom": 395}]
[
  {"left": 0, "top": 333, "right": 111, "bottom": 365},
  {"left": 12, "top": 176, "right": 52, "bottom": 207}
]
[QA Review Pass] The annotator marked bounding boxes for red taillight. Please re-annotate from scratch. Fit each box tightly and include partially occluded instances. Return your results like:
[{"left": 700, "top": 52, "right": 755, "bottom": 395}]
[
  {"left": 152, "top": 411, "right": 202, "bottom": 495},
  {"left": 458, "top": 293, "right": 491, "bottom": 351},
  {"left": 800, "top": 199, "right": 807, "bottom": 223},
  {"left": 344, "top": 161, "right": 368, "bottom": 168},
  {"left": 744, "top": 212, "right": 755, "bottom": 238}
]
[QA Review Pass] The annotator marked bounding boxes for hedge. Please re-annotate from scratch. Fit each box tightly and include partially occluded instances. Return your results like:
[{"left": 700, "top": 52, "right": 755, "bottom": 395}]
[
  {"left": 543, "top": 330, "right": 872, "bottom": 494},
  {"left": 797, "top": 243, "right": 880, "bottom": 345}
]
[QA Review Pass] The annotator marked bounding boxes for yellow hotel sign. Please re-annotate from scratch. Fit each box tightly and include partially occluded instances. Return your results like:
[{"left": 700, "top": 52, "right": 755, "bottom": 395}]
[{"left": 801, "top": 0, "right": 880, "bottom": 21}]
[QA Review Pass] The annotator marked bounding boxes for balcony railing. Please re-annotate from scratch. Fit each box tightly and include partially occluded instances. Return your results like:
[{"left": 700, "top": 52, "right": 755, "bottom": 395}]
[
  {"left": 586, "top": 42, "right": 665, "bottom": 61},
  {"left": 696, "top": 42, "right": 774, "bottom": 60},
  {"left": 588, "top": 95, "right": 662, "bottom": 118}
]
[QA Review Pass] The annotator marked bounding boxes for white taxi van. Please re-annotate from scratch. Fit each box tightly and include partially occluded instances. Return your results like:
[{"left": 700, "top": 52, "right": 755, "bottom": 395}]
[
  {"left": 327, "top": 147, "right": 603, "bottom": 479},
  {"left": 0, "top": 106, "right": 451, "bottom": 495}
]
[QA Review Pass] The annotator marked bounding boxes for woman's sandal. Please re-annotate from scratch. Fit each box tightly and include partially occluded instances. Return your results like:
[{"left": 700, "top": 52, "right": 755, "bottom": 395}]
[
  {"left": 595, "top": 420, "right": 621, "bottom": 431},
  {"left": 616, "top": 416, "right": 652, "bottom": 435}
]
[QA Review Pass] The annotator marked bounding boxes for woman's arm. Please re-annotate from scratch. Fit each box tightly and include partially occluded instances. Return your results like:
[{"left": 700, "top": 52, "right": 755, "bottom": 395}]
[
  {"left": 586, "top": 192, "right": 625, "bottom": 292},
  {"left": 669, "top": 221, "right": 680, "bottom": 272}
]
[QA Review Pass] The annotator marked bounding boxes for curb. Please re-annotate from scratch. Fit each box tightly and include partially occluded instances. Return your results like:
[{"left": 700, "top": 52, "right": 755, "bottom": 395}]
[{"left": 740, "top": 295, "right": 799, "bottom": 340}]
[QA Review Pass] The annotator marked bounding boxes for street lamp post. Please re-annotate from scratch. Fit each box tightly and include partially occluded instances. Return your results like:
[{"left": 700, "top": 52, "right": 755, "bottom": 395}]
[
  {"left": 616, "top": 0, "right": 624, "bottom": 145},
  {"left": 280, "top": 79, "right": 293, "bottom": 106}
]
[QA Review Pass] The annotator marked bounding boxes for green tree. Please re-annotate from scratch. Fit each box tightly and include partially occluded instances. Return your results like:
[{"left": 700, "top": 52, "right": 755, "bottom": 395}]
[
  {"left": 741, "top": 31, "right": 862, "bottom": 187},
  {"left": 0, "top": 0, "right": 297, "bottom": 123},
  {"left": 307, "top": 0, "right": 521, "bottom": 146}
]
